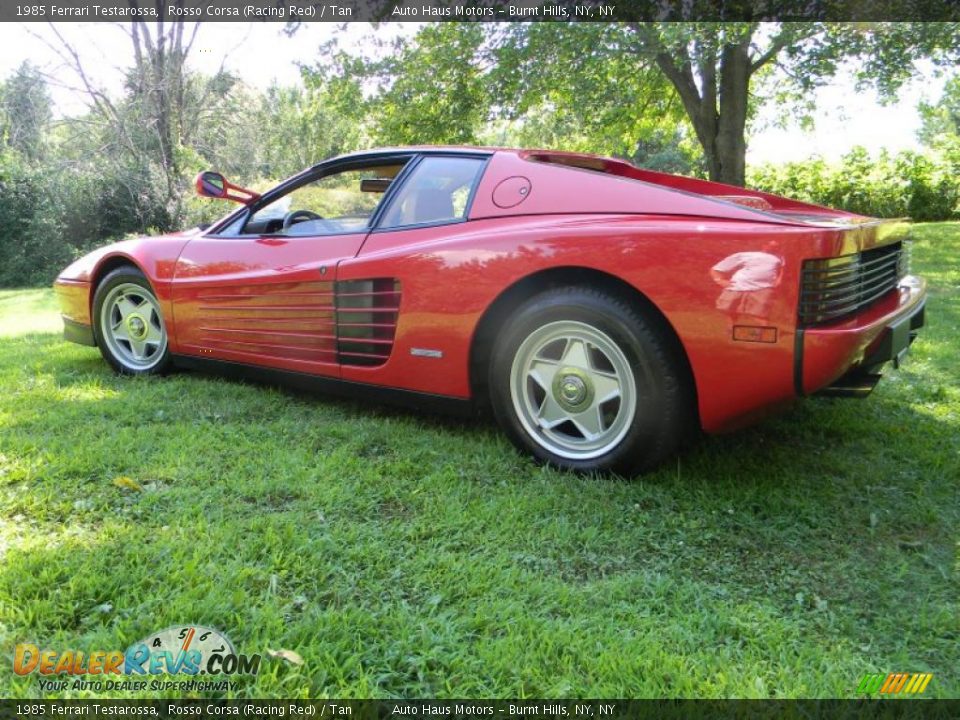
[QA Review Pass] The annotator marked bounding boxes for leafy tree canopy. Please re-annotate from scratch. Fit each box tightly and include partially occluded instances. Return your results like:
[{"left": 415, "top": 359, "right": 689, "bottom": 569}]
[
  {"left": 305, "top": 22, "right": 959, "bottom": 186},
  {"left": 919, "top": 74, "right": 960, "bottom": 150},
  {"left": 0, "top": 61, "right": 51, "bottom": 161}
]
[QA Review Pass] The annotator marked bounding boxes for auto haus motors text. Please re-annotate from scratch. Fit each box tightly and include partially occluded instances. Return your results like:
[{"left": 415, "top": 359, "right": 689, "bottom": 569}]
[{"left": 13, "top": 636, "right": 260, "bottom": 689}]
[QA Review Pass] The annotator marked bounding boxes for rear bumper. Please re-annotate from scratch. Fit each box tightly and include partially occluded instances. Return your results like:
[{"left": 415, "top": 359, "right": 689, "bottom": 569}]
[{"left": 796, "top": 275, "right": 926, "bottom": 396}]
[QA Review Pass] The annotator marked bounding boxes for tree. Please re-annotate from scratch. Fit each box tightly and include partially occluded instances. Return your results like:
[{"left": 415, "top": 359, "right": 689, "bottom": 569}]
[
  {"left": 252, "top": 82, "right": 363, "bottom": 178},
  {"left": 42, "top": 12, "right": 250, "bottom": 228},
  {"left": 917, "top": 73, "right": 960, "bottom": 213},
  {"left": 0, "top": 62, "right": 51, "bottom": 160},
  {"left": 313, "top": 22, "right": 958, "bottom": 186},
  {"left": 919, "top": 75, "right": 960, "bottom": 150},
  {"left": 624, "top": 22, "right": 960, "bottom": 185},
  {"left": 490, "top": 24, "right": 698, "bottom": 171},
  {"left": 371, "top": 24, "right": 490, "bottom": 146},
  {"left": 303, "top": 24, "right": 490, "bottom": 147},
  {"left": 305, "top": 24, "right": 696, "bottom": 171}
]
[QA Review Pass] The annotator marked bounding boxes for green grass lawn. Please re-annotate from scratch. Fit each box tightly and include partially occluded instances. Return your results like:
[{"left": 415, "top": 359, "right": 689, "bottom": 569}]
[{"left": 0, "top": 224, "right": 957, "bottom": 699}]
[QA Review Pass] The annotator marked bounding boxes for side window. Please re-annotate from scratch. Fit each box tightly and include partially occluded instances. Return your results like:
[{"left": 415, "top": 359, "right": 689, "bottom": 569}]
[
  {"left": 240, "top": 162, "right": 407, "bottom": 236},
  {"left": 379, "top": 156, "right": 486, "bottom": 230}
]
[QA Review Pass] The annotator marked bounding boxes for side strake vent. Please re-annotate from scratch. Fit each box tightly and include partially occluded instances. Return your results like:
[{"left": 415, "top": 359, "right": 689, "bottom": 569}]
[
  {"left": 800, "top": 241, "right": 905, "bottom": 325},
  {"left": 335, "top": 278, "right": 401, "bottom": 366}
]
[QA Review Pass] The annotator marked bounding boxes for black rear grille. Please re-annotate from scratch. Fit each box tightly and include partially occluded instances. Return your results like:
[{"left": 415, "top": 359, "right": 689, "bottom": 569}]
[
  {"left": 335, "top": 278, "right": 400, "bottom": 367},
  {"left": 799, "top": 241, "right": 907, "bottom": 325}
]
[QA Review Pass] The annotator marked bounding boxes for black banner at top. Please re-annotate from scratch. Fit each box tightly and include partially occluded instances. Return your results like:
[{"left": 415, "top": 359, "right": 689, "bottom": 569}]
[{"left": 3, "top": 0, "right": 959, "bottom": 22}]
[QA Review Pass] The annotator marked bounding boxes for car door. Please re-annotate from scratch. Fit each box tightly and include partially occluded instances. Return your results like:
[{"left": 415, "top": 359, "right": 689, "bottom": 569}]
[
  {"left": 338, "top": 154, "right": 490, "bottom": 388},
  {"left": 171, "top": 158, "right": 411, "bottom": 376}
]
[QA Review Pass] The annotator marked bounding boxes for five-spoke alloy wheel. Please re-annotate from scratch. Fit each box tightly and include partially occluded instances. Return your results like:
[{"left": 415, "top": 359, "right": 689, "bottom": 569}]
[
  {"left": 490, "top": 287, "right": 691, "bottom": 475},
  {"left": 510, "top": 321, "right": 636, "bottom": 461},
  {"left": 93, "top": 266, "right": 171, "bottom": 375}
]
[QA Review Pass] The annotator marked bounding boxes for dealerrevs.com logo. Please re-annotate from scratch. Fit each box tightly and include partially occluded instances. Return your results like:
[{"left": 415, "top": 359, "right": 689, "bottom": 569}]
[{"left": 14, "top": 625, "right": 261, "bottom": 693}]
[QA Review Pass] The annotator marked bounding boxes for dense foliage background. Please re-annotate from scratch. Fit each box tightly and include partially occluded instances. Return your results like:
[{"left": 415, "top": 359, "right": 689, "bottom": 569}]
[
  {"left": 0, "top": 24, "right": 958, "bottom": 287},
  {"left": 749, "top": 146, "right": 960, "bottom": 223}
]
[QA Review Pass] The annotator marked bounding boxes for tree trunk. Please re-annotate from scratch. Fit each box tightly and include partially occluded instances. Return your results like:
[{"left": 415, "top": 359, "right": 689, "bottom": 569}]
[
  {"left": 713, "top": 40, "right": 750, "bottom": 186},
  {"left": 650, "top": 30, "right": 752, "bottom": 187}
]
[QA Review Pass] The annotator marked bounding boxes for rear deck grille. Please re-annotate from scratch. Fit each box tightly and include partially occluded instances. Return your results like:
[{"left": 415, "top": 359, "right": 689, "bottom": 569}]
[
  {"left": 799, "top": 242, "right": 907, "bottom": 325},
  {"left": 335, "top": 278, "right": 400, "bottom": 366}
]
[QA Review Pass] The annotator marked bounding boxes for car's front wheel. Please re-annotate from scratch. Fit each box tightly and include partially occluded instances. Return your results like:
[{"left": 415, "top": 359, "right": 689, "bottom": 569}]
[
  {"left": 93, "top": 266, "right": 171, "bottom": 375},
  {"left": 489, "top": 287, "right": 690, "bottom": 476}
]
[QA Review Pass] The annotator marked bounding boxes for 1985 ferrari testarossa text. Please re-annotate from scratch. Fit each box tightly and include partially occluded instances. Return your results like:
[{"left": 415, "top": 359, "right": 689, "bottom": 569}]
[{"left": 55, "top": 147, "right": 926, "bottom": 474}]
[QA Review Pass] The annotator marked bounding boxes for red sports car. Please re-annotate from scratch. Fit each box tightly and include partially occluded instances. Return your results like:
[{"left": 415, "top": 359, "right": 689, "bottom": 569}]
[{"left": 54, "top": 147, "right": 926, "bottom": 474}]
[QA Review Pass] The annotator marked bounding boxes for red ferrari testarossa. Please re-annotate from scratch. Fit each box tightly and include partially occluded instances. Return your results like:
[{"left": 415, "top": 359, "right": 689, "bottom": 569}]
[{"left": 54, "top": 147, "right": 926, "bottom": 474}]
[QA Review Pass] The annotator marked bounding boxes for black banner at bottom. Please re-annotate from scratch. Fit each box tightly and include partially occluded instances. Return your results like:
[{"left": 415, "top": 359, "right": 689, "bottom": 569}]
[{"left": 2, "top": 700, "right": 959, "bottom": 720}]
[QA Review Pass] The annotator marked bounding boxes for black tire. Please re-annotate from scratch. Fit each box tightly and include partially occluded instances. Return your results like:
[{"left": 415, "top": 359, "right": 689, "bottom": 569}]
[
  {"left": 92, "top": 266, "right": 172, "bottom": 376},
  {"left": 488, "top": 287, "right": 692, "bottom": 476}
]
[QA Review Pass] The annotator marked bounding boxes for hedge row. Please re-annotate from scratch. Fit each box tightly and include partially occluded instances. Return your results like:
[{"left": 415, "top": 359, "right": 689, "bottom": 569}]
[{"left": 748, "top": 147, "right": 959, "bottom": 222}]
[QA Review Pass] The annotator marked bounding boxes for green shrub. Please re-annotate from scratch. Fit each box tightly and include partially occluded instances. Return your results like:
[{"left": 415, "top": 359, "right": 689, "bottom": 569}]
[
  {"left": 748, "top": 147, "right": 959, "bottom": 221},
  {"left": 0, "top": 149, "right": 181, "bottom": 286},
  {"left": 55, "top": 164, "right": 169, "bottom": 250},
  {"left": 0, "top": 150, "right": 70, "bottom": 287}
]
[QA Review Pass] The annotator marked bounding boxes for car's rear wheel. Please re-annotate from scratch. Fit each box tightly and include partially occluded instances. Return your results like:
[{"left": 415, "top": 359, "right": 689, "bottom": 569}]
[
  {"left": 93, "top": 266, "right": 171, "bottom": 375},
  {"left": 489, "top": 287, "right": 690, "bottom": 476}
]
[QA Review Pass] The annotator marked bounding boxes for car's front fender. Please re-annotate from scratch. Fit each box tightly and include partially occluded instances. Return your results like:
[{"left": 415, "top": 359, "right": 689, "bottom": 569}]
[{"left": 54, "top": 230, "right": 200, "bottom": 351}]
